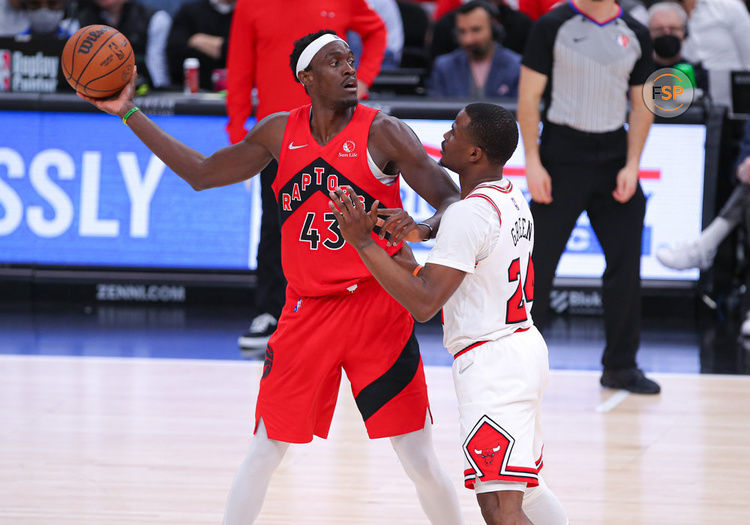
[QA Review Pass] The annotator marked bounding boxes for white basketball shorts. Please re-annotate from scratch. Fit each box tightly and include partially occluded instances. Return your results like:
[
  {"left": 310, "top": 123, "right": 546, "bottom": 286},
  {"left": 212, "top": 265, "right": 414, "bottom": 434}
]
[{"left": 452, "top": 326, "right": 549, "bottom": 493}]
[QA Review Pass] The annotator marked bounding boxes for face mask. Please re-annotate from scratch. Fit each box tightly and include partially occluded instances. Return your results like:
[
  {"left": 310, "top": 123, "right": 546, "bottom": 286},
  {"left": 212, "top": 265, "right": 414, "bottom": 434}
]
[
  {"left": 653, "top": 34, "right": 682, "bottom": 59},
  {"left": 28, "top": 8, "right": 64, "bottom": 34},
  {"left": 209, "top": 0, "right": 233, "bottom": 15}
]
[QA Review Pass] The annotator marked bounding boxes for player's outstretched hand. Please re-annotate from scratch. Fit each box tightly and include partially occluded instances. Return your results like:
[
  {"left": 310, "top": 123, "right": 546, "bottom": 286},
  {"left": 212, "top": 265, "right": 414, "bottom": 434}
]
[
  {"left": 329, "top": 186, "right": 379, "bottom": 250},
  {"left": 375, "top": 208, "right": 427, "bottom": 245},
  {"left": 76, "top": 65, "right": 137, "bottom": 119}
]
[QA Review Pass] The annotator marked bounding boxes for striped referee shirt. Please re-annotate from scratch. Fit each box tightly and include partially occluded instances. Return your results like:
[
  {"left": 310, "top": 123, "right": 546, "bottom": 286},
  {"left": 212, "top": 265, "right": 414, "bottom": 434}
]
[{"left": 522, "top": 2, "right": 653, "bottom": 133}]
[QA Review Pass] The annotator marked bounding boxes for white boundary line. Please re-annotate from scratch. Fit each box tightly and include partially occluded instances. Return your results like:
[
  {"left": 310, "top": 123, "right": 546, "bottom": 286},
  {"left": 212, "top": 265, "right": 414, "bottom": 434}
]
[{"left": 595, "top": 390, "right": 630, "bottom": 413}]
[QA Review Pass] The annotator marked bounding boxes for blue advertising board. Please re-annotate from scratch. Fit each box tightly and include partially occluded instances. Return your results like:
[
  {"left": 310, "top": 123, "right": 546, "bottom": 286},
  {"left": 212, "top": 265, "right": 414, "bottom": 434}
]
[
  {"left": 1, "top": 111, "right": 705, "bottom": 281},
  {"left": 1, "top": 111, "right": 256, "bottom": 269}
]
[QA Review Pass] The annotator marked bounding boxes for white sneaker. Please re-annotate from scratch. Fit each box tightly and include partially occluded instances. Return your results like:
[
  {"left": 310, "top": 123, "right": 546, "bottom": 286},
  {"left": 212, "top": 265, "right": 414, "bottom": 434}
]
[
  {"left": 238, "top": 313, "right": 277, "bottom": 349},
  {"left": 741, "top": 313, "right": 750, "bottom": 337},
  {"left": 655, "top": 242, "right": 715, "bottom": 270}
]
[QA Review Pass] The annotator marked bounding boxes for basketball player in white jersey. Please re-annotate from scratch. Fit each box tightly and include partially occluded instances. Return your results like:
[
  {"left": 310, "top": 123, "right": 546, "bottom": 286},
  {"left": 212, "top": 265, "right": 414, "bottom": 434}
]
[{"left": 330, "top": 103, "right": 568, "bottom": 525}]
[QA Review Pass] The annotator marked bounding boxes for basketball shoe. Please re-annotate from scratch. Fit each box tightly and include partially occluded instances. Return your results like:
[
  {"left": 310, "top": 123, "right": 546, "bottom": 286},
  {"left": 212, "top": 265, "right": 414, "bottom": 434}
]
[
  {"left": 655, "top": 241, "right": 715, "bottom": 271},
  {"left": 600, "top": 368, "right": 661, "bottom": 394},
  {"left": 238, "top": 313, "right": 277, "bottom": 350}
]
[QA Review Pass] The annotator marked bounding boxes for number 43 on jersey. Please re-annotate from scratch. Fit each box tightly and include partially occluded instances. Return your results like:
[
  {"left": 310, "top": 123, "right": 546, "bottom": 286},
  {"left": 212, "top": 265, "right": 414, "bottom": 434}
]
[{"left": 299, "top": 211, "right": 346, "bottom": 250}]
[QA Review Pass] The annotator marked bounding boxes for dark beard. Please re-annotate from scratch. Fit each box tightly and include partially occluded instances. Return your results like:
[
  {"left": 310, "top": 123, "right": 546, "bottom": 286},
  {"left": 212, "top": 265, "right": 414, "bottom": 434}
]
[
  {"left": 468, "top": 46, "right": 490, "bottom": 59},
  {"left": 335, "top": 97, "right": 358, "bottom": 111}
]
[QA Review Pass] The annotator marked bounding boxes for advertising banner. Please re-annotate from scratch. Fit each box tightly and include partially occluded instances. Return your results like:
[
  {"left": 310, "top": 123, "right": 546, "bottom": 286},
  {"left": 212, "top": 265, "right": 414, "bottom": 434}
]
[{"left": 0, "top": 111, "right": 704, "bottom": 281}]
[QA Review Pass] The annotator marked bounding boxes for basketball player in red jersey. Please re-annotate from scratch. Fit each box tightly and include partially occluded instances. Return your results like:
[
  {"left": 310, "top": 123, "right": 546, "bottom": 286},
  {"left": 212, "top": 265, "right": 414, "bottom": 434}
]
[{"left": 78, "top": 30, "right": 465, "bottom": 524}]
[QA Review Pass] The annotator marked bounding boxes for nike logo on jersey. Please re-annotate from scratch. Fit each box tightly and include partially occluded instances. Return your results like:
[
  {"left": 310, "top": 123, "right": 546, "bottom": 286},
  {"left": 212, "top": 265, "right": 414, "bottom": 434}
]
[
  {"left": 573, "top": 36, "right": 587, "bottom": 43},
  {"left": 288, "top": 142, "right": 308, "bottom": 150}
]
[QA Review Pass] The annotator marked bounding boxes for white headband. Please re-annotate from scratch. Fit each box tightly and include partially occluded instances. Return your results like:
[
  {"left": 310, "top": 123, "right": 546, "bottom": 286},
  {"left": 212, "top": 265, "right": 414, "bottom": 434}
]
[{"left": 295, "top": 34, "right": 346, "bottom": 78}]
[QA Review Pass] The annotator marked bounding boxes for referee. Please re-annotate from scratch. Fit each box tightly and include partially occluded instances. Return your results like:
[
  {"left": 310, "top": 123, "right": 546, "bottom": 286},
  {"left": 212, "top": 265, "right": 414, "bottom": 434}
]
[{"left": 518, "top": 0, "right": 660, "bottom": 394}]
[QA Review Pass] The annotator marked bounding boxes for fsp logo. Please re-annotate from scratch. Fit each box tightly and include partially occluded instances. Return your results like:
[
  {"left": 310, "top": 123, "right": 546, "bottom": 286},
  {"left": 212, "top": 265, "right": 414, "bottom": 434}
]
[
  {"left": 652, "top": 78, "right": 683, "bottom": 102},
  {"left": 642, "top": 67, "right": 693, "bottom": 118}
]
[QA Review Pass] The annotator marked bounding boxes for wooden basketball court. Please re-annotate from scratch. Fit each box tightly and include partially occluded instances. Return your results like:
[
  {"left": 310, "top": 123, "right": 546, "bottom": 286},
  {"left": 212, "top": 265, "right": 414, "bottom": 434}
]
[{"left": 1, "top": 355, "right": 748, "bottom": 524}]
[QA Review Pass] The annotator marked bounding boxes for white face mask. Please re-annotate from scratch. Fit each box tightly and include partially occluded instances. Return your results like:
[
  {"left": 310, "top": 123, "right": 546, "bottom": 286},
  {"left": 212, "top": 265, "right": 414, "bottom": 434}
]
[
  {"left": 28, "top": 8, "right": 64, "bottom": 34},
  {"left": 209, "top": 0, "right": 233, "bottom": 15}
]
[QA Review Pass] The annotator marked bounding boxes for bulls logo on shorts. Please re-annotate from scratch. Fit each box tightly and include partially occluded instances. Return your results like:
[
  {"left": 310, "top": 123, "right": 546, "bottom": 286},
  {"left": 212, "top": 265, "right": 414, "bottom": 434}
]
[
  {"left": 462, "top": 415, "right": 540, "bottom": 488},
  {"left": 464, "top": 416, "right": 514, "bottom": 481},
  {"left": 262, "top": 345, "right": 274, "bottom": 378}
]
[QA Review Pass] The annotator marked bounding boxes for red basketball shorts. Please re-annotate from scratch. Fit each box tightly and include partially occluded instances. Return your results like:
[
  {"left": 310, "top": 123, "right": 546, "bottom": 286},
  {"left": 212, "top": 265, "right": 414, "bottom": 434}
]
[{"left": 254, "top": 277, "right": 431, "bottom": 443}]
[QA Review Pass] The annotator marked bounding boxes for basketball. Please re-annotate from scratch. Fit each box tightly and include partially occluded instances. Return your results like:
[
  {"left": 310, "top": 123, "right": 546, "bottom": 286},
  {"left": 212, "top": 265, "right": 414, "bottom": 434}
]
[{"left": 61, "top": 25, "right": 135, "bottom": 98}]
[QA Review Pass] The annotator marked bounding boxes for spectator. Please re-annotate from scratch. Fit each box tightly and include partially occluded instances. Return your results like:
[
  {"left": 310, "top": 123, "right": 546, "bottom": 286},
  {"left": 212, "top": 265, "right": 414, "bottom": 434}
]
[
  {"left": 1, "top": 0, "right": 29, "bottom": 36},
  {"left": 656, "top": 119, "right": 750, "bottom": 334},
  {"left": 348, "top": 0, "right": 403, "bottom": 69},
  {"left": 17, "top": 0, "right": 70, "bottom": 36},
  {"left": 519, "top": 0, "right": 660, "bottom": 394},
  {"left": 227, "top": 0, "right": 386, "bottom": 351},
  {"left": 166, "top": 0, "right": 233, "bottom": 91},
  {"left": 428, "top": 0, "right": 520, "bottom": 98},
  {"left": 443, "top": 0, "right": 644, "bottom": 51},
  {"left": 429, "top": 0, "right": 533, "bottom": 57},
  {"left": 69, "top": 0, "right": 172, "bottom": 88},
  {"left": 647, "top": 1, "right": 707, "bottom": 91},
  {"left": 681, "top": 0, "right": 750, "bottom": 70}
]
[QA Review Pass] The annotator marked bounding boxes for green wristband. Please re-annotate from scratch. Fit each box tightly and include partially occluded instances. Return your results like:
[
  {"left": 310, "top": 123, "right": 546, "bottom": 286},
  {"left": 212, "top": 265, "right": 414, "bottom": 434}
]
[{"left": 122, "top": 106, "right": 140, "bottom": 124}]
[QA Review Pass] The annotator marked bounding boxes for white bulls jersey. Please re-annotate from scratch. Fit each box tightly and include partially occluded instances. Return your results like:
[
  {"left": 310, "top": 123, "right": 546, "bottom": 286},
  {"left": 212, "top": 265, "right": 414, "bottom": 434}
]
[{"left": 426, "top": 178, "right": 535, "bottom": 355}]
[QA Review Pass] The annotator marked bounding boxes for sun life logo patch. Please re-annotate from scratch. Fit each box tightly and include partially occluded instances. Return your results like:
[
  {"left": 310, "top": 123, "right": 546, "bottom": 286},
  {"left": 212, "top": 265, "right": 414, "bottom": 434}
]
[{"left": 339, "top": 140, "right": 357, "bottom": 158}]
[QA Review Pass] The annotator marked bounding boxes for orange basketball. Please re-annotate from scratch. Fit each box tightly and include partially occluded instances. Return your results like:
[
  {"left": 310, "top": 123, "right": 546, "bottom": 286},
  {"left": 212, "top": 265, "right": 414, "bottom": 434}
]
[{"left": 61, "top": 25, "right": 135, "bottom": 98}]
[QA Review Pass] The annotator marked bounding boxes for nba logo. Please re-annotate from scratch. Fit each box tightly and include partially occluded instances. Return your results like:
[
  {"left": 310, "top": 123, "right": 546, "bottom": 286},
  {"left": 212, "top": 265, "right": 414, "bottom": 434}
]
[
  {"left": 616, "top": 34, "right": 630, "bottom": 48},
  {"left": 0, "top": 50, "right": 11, "bottom": 92}
]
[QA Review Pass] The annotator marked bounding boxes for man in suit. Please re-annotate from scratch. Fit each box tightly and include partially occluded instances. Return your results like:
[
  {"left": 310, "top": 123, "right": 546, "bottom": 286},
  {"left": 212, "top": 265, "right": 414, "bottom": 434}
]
[{"left": 428, "top": 0, "right": 520, "bottom": 98}]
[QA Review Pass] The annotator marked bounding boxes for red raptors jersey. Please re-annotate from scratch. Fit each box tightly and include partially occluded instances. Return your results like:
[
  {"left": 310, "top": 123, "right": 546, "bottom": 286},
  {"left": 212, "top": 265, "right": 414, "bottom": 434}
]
[{"left": 272, "top": 104, "right": 404, "bottom": 297}]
